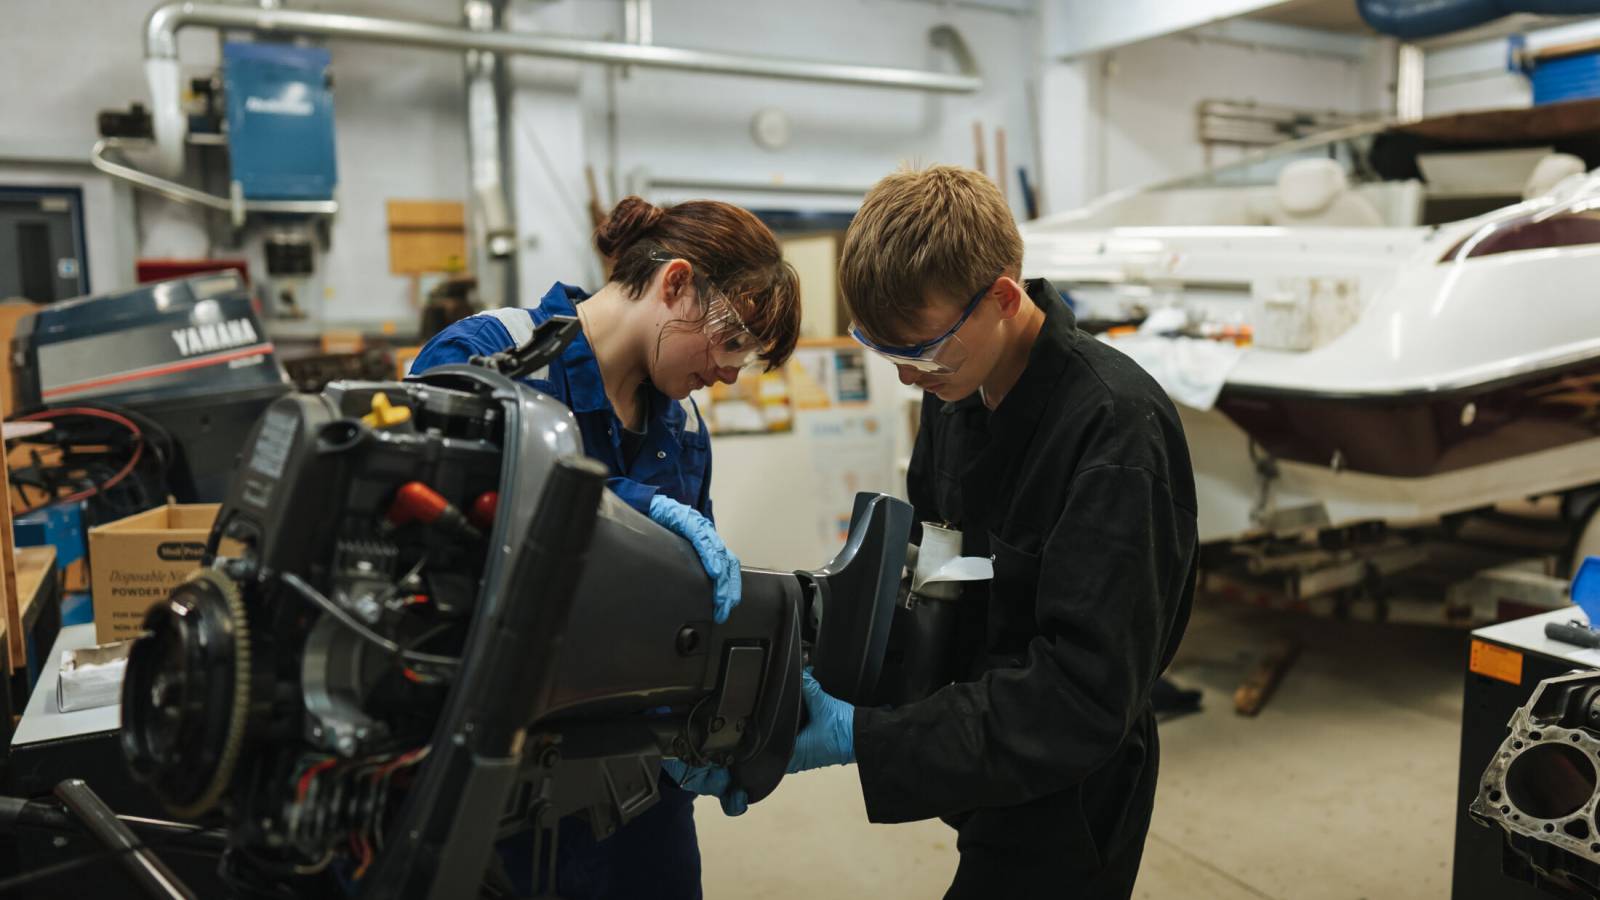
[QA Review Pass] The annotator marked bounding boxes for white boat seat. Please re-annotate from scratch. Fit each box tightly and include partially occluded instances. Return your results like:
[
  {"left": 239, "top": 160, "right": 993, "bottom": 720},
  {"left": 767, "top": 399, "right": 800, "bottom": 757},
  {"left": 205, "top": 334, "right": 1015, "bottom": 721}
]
[
  {"left": 1522, "top": 152, "right": 1587, "bottom": 200},
  {"left": 1267, "top": 158, "right": 1384, "bottom": 228}
]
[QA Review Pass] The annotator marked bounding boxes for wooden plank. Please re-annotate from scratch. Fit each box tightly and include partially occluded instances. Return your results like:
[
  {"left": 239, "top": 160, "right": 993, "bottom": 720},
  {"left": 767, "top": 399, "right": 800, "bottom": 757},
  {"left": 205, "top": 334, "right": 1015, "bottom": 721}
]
[
  {"left": 995, "top": 127, "right": 1008, "bottom": 203},
  {"left": 320, "top": 330, "right": 366, "bottom": 355},
  {"left": 1234, "top": 639, "right": 1300, "bottom": 717},
  {"left": 388, "top": 232, "right": 468, "bottom": 276},
  {"left": 1294, "top": 544, "right": 1430, "bottom": 600},
  {"left": 386, "top": 199, "right": 466, "bottom": 229},
  {"left": 0, "top": 436, "right": 23, "bottom": 669},
  {"left": 1395, "top": 97, "right": 1600, "bottom": 144},
  {"left": 387, "top": 199, "right": 468, "bottom": 275},
  {"left": 0, "top": 302, "right": 39, "bottom": 419},
  {"left": 584, "top": 166, "right": 606, "bottom": 231},
  {"left": 11, "top": 546, "right": 53, "bottom": 627},
  {"left": 1532, "top": 36, "right": 1600, "bottom": 64}
]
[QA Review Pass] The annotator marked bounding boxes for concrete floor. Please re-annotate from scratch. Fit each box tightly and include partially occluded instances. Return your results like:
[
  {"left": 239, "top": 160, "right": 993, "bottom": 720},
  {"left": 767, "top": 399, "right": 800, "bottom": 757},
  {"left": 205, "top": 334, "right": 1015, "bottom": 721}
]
[{"left": 695, "top": 595, "right": 1470, "bottom": 899}]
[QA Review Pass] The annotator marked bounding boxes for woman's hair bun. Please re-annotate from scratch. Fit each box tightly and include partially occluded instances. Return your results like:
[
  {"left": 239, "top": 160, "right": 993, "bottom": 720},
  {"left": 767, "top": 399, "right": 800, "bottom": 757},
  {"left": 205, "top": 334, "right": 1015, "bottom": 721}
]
[{"left": 595, "top": 196, "right": 666, "bottom": 258}]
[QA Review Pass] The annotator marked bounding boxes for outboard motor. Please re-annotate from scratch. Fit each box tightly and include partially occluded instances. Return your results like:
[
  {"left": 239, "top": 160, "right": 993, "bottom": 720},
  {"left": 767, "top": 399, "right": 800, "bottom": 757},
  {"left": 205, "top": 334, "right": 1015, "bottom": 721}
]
[
  {"left": 118, "top": 316, "right": 912, "bottom": 898},
  {"left": 11, "top": 272, "right": 290, "bottom": 502}
]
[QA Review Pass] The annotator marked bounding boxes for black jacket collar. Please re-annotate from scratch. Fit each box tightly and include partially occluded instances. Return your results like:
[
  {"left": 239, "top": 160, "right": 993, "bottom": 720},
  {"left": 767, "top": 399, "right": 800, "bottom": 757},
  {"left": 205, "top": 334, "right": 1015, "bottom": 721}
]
[{"left": 959, "top": 279, "right": 1078, "bottom": 524}]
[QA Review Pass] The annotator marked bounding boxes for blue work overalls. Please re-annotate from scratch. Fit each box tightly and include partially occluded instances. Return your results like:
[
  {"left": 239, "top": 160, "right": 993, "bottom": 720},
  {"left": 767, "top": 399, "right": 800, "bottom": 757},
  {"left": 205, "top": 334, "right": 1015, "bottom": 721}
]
[{"left": 412, "top": 281, "right": 712, "bottom": 899}]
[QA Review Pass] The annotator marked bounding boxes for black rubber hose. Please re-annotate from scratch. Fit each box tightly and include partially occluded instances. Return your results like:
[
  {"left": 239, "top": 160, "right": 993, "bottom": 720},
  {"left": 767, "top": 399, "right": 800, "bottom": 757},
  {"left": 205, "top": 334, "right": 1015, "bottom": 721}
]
[{"left": 53, "top": 779, "right": 196, "bottom": 900}]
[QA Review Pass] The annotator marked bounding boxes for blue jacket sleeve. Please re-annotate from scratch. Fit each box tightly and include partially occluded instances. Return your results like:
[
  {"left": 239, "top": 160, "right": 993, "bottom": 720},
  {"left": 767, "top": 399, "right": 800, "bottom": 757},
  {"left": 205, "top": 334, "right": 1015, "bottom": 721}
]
[
  {"left": 696, "top": 443, "right": 715, "bottom": 525},
  {"left": 608, "top": 476, "right": 661, "bottom": 516},
  {"left": 409, "top": 316, "right": 514, "bottom": 374}
]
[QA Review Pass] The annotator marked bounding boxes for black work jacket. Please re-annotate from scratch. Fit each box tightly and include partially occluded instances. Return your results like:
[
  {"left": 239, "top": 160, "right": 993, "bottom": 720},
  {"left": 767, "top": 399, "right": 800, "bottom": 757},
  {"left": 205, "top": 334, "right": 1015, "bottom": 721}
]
[{"left": 853, "top": 280, "right": 1198, "bottom": 898}]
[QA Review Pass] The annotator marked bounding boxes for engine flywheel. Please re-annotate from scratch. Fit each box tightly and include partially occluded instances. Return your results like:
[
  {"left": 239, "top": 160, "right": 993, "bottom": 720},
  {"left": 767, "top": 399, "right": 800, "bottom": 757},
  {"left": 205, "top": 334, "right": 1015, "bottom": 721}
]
[{"left": 122, "top": 568, "right": 252, "bottom": 819}]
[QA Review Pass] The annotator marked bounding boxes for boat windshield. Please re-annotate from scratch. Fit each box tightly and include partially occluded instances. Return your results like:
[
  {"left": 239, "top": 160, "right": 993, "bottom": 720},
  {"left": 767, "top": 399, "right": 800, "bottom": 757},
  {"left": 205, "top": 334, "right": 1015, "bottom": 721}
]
[
  {"left": 1440, "top": 169, "right": 1600, "bottom": 262},
  {"left": 1155, "top": 122, "right": 1388, "bottom": 192}
]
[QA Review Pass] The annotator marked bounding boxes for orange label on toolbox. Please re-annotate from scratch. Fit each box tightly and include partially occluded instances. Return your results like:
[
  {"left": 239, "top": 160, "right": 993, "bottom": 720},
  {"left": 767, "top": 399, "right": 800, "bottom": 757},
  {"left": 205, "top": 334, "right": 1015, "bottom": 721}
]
[{"left": 1470, "top": 639, "right": 1523, "bottom": 685}]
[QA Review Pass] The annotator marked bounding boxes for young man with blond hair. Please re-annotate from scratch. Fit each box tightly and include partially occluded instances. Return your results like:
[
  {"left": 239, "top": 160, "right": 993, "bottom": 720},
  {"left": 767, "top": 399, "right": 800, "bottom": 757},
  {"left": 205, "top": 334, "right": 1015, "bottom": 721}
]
[{"left": 788, "top": 165, "right": 1199, "bottom": 898}]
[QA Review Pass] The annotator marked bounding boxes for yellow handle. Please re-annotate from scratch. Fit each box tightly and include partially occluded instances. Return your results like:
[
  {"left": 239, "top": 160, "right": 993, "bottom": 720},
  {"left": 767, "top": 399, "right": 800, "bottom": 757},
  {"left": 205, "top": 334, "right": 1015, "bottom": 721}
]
[{"left": 362, "top": 392, "right": 412, "bottom": 429}]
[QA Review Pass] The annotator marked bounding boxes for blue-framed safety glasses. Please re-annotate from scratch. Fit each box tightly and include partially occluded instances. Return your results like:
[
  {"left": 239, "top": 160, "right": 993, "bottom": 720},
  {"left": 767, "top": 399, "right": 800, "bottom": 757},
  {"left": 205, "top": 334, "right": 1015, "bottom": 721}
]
[{"left": 848, "top": 277, "right": 996, "bottom": 375}]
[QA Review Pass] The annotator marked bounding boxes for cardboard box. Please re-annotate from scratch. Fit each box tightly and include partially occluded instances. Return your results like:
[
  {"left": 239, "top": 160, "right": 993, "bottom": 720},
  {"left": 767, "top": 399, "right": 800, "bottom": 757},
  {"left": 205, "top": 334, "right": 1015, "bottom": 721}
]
[{"left": 88, "top": 503, "right": 239, "bottom": 644}]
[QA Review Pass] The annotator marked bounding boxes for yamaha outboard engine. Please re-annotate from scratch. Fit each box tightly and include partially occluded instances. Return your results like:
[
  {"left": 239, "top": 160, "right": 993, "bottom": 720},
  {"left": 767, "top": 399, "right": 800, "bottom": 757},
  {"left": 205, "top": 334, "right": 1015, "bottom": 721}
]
[
  {"left": 118, "top": 316, "right": 911, "bottom": 898},
  {"left": 11, "top": 272, "right": 290, "bottom": 502}
]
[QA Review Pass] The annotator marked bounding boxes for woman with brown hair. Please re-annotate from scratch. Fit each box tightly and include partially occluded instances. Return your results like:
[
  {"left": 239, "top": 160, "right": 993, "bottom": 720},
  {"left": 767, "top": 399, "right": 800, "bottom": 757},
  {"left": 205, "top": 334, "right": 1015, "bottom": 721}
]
[{"left": 410, "top": 195, "right": 800, "bottom": 898}]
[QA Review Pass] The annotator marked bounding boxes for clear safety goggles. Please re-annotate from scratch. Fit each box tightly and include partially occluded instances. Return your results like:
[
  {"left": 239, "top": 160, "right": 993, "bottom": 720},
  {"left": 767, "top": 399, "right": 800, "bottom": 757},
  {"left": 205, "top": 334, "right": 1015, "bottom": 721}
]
[
  {"left": 649, "top": 251, "right": 765, "bottom": 370},
  {"left": 702, "top": 291, "right": 763, "bottom": 370},
  {"left": 848, "top": 278, "right": 993, "bottom": 376}
]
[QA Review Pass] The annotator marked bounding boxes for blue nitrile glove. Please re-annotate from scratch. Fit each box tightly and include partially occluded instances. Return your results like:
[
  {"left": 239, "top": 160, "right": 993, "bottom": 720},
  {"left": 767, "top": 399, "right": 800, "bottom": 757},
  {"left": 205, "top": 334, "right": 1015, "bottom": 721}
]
[
  {"left": 787, "top": 668, "right": 856, "bottom": 774},
  {"left": 661, "top": 759, "right": 750, "bottom": 816},
  {"left": 648, "top": 495, "right": 741, "bottom": 623}
]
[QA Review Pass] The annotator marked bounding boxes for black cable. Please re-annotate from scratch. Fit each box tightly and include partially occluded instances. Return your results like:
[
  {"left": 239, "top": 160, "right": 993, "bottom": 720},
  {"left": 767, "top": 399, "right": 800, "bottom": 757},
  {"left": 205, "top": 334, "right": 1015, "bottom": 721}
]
[
  {"left": 396, "top": 623, "right": 455, "bottom": 657},
  {"left": 7, "top": 402, "right": 176, "bottom": 519},
  {"left": 279, "top": 573, "right": 459, "bottom": 669},
  {"left": 100, "top": 404, "right": 177, "bottom": 481},
  {"left": 0, "top": 818, "right": 222, "bottom": 897}
]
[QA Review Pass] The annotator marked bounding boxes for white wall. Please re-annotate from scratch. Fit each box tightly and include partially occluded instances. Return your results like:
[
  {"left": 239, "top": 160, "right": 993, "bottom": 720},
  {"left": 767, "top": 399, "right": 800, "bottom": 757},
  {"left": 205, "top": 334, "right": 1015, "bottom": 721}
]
[
  {"left": 1, "top": 0, "right": 1043, "bottom": 322},
  {"left": 1047, "top": 32, "right": 1387, "bottom": 203},
  {"left": 506, "top": 0, "right": 1042, "bottom": 297},
  {"left": 1035, "top": 58, "right": 1100, "bottom": 215},
  {"left": 0, "top": 0, "right": 469, "bottom": 324}
]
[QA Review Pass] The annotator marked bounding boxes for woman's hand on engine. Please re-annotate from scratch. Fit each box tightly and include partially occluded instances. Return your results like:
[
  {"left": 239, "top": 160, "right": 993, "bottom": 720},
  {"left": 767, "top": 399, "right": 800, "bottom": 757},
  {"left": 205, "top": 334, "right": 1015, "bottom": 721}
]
[{"left": 647, "top": 495, "right": 741, "bottom": 623}]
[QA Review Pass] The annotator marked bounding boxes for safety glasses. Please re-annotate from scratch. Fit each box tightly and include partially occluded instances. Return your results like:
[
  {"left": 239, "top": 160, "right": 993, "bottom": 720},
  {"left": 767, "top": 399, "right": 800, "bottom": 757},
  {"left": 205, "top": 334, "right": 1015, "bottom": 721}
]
[
  {"left": 848, "top": 277, "right": 996, "bottom": 375},
  {"left": 702, "top": 290, "right": 763, "bottom": 370},
  {"left": 650, "top": 252, "right": 764, "bottom": 370}
]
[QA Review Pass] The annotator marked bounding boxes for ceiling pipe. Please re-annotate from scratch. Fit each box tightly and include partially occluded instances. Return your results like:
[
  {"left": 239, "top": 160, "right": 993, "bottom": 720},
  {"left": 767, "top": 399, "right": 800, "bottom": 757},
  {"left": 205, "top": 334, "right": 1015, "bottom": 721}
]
[
  {"left": 142, "top": 2, "right": 981, "bottom": 90},
  {"left": 139, "top": 1, "right": 981, "bottom": 178}
]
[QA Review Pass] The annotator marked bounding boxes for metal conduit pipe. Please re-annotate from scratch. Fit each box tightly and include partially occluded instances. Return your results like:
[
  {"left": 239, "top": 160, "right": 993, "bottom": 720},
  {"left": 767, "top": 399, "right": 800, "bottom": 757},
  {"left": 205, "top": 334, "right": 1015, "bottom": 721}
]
[
  {"left": 463, "top": 0, "right": 517, "bottom": 310},
  {"left": 143, "top": 2, "right": 981, "bottom": 91},
  {"left": 139, "top": 2, "right": 979, "bottom": 178},
  {"left": 91, "top": 138, "right": 341, "bottom": 221}
]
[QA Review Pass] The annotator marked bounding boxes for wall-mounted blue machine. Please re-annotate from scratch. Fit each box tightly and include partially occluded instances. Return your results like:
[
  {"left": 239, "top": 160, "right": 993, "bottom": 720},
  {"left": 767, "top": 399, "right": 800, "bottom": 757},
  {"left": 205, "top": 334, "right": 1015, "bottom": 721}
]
[
  {"left": 221, "top": 42, "right": 338, "bottom": 203},
  {"left": 93, "top": 40, "right": 340, "bottom": 320},
  {"left": 93, "top": 41, "right": 341, "bottom": 228}
]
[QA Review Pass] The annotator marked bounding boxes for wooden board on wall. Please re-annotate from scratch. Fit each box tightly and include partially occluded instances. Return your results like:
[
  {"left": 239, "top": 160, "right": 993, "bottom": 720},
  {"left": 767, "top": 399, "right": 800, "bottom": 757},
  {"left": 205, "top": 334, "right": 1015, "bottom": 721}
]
[
  {"left": 387, "top": 200, "right": 468, "bottom": 275},
  {"left": 0, "top": 300, "right": 41, "bottom": 419}
]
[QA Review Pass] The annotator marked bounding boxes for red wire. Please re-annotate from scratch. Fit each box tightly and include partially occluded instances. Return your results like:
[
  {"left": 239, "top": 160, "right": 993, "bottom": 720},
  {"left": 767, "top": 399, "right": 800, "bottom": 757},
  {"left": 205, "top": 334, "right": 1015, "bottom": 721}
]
[
  {"left": 296, "top": 757, "right": 339, "bottom": 805},
  {"left": 353, "top": 831, "right": 375, "bottom": 879},
  {"left": 13, "top": 407, "right": 145, "bottom": 508},
  {"left": 373, "top": 746, "right": 427, "bottom": 781}
]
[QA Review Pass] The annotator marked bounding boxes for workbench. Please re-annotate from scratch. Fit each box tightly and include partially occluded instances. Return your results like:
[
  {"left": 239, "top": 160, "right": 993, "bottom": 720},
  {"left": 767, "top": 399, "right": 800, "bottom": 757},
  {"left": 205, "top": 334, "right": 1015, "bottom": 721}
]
[
  {"left": 1452, "top": 608, "right": 1600, "bottom": 900},
  {"left": 10, "top": 624, "right": 118, "bottom": 751},
  {"left": 4, "top": 623, "right": 226, "bottom": 898}
]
